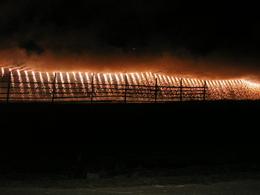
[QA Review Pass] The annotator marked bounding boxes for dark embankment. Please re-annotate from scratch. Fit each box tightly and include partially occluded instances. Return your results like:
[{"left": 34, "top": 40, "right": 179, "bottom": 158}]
[{"left": 0, "top": 101, "right": 259, "bottom": 177}]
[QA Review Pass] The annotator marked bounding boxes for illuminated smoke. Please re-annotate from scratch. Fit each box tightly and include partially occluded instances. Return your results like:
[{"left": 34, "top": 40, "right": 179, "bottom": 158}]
[{"left": 0, "top": 48, "right": 259, "bottom": 82}]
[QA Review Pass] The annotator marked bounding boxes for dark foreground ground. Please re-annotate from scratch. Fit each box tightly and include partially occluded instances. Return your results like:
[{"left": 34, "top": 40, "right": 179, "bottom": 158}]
[
  {"left": 0, "top": 101, "right": 260, "bottom": 194},
  {"left": 1, "top": 180, "right": 260, "bottom": 195}
]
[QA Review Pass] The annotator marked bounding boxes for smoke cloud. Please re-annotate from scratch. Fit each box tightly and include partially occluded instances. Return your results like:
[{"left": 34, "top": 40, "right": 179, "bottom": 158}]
[
  {"left": 0, "top": 47, "right": 259, "bottom": 82},
  {"left": 0, "top": 1, "right": 259, "bottom": 81}
]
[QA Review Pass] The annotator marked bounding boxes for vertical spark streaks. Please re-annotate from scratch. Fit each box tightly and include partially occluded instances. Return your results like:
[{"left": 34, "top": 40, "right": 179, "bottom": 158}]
[{"left": 0, "top": 69, "right": 259, "bottom": 102}]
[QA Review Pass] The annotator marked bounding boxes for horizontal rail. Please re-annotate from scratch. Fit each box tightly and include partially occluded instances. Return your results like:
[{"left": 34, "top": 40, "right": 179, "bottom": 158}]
[{"left": 0, "top": 74, "right": 208, "bottom": 103}]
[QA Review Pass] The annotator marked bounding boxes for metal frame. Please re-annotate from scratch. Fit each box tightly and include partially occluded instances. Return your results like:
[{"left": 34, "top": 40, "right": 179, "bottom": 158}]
[{"left": 0, "top": 70, "right": 208, "bottom": 103}]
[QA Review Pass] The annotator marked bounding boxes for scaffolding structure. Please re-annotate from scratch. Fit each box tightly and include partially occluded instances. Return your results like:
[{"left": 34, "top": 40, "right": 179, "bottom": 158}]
[{"left": 0, "top": 69, "right": 208, "bottom": 103}]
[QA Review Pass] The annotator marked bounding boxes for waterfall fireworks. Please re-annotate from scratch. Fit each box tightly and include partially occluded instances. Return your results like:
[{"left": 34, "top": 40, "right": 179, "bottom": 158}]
[{"left": 0, "top": 67, "right": 260, "bottom": 102}]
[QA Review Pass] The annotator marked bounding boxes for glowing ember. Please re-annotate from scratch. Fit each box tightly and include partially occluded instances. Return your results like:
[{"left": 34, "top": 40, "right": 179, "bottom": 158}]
[{"left": 0, "top": 67, "right": 259, "bottom": 102}]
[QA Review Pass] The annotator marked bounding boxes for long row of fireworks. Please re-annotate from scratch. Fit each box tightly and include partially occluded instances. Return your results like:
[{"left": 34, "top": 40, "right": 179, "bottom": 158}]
[{"left": 0, "top": 67, "right": 260, "bottom": 102}]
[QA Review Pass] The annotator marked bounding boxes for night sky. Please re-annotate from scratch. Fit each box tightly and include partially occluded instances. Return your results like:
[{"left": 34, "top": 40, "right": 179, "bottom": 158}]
[{"left": 0, "top": 1, "right": 259, "bottom": 79}]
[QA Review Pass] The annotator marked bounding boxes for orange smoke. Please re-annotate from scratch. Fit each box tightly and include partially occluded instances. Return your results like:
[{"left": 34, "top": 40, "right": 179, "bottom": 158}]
[{"left": 0, "top": 47, "right": 259, "bottom": 82}]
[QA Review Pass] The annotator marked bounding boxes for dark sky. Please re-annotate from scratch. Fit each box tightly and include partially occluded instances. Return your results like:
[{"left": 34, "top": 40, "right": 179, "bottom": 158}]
[{"left": 0, "top": 1, "right": 259, "bottom": 79}]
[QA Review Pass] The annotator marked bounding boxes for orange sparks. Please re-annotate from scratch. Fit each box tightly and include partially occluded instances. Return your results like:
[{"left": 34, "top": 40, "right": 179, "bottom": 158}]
[{"left": 0, "top": 68, "right": 259, "bottom": 101}]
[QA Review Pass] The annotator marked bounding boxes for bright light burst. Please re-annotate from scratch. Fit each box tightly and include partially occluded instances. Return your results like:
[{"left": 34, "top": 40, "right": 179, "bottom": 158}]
[{"left": 0, "top": 67, "right": 260, "bottom": 101}]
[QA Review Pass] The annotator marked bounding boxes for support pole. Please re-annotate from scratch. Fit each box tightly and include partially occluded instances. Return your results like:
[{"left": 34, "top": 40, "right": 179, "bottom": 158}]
[
  {"left": 203, "top": 81, "right": 207, "bottom": 101},
  {"left": 124, "top": 74, "right": 128, "bottom": 103},
  {"left": 6, "top": 70, "right": 11, "bottom": 103},
  {"left": 180, "top": 78, "right": 183, "bottom": 102},
  {"left": 52, "top": 73, "right": 57, "bottom": 103},
  {"left": 155, "top": 77, "right": 158, "bottom": 103},
  {"left": 91, "top": 73, "right": 94, "bottom": 103}
]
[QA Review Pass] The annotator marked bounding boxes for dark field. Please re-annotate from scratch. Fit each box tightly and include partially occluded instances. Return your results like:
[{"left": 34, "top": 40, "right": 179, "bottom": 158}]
[{"left": 0, "top": 101, "right": 260, "bottom": 193}]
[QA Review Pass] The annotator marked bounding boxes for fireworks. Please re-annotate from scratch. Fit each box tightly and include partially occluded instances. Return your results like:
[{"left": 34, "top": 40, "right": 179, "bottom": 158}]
[{"left": 0, "top": 67, "right": 260, "bottom": 102}]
